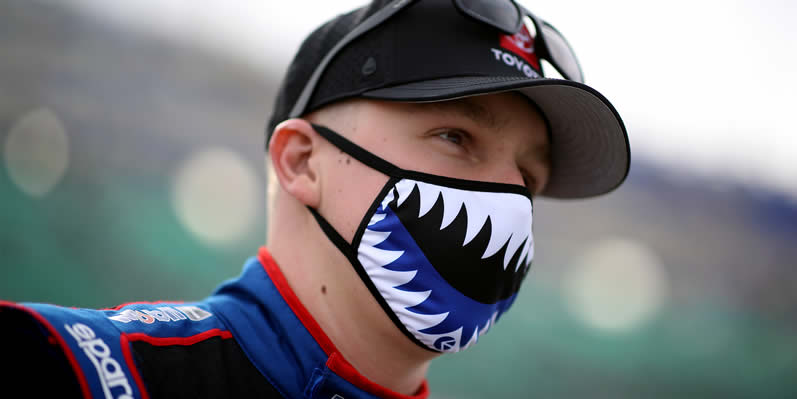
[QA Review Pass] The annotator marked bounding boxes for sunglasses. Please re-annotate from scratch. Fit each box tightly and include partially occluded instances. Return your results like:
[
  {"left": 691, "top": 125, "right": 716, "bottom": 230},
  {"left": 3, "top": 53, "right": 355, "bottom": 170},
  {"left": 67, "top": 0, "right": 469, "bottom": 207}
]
[{"left": 290, "top": 0, "right": 584, "bottom": 118}]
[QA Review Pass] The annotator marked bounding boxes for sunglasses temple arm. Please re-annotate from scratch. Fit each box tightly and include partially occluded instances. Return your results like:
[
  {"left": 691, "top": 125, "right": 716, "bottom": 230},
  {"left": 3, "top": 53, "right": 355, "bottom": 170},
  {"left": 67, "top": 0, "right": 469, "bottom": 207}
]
[
  {"left": 289, "top": 0, "right": 420, "bottom": 118},
  {"left": 524, "top": 4, "right": 586, "bottom": 82}
]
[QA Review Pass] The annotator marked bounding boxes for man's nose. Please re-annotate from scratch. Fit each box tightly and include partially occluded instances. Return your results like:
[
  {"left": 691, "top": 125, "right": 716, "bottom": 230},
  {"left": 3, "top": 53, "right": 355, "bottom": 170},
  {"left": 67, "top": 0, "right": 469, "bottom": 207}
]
[{"left": 488, "top": 158, "right": 527, "bottom": 187}]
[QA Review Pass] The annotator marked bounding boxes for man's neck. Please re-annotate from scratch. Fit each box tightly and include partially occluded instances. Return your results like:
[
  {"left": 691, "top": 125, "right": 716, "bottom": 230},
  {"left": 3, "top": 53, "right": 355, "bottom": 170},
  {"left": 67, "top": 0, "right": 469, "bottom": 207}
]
[{"left": 269, "top": 226, "right": 436, "bottom": 396}]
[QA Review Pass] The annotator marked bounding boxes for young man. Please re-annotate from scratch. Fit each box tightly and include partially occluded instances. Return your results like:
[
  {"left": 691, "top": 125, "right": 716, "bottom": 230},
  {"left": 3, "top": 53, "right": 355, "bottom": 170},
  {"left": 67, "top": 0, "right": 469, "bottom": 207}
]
[{"left": 0, "top": 0, "right": 629, "bottom": 398}]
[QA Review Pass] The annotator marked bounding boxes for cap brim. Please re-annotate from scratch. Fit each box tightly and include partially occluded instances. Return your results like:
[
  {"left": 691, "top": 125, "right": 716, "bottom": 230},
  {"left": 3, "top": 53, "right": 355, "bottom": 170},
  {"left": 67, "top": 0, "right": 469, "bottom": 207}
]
[{"left": 362, "top": 76, "right": 630, "bottom": 199}]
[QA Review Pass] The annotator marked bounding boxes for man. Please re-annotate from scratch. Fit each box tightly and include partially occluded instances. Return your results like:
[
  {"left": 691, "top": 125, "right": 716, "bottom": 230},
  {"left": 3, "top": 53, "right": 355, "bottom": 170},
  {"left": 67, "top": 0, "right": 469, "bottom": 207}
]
[{"left": 0, "top": 0, "right": 629, "bottom": 397}]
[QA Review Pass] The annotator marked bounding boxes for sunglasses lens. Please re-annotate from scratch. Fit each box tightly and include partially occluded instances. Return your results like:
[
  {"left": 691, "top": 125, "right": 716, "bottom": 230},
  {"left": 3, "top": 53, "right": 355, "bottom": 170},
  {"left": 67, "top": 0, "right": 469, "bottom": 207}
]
[
  {"left": 539, "top": 21, "right": 584, "bottom": 83},
  {"left": 454, "top": 0, "right": 522, "bottom": 35}
]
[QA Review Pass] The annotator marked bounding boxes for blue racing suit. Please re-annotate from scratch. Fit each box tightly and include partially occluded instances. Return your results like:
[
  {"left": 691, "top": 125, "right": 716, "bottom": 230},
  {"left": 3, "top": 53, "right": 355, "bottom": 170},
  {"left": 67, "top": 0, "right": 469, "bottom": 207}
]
[{"left": 0, "top": 247, "right": 430, "bottom": 399}]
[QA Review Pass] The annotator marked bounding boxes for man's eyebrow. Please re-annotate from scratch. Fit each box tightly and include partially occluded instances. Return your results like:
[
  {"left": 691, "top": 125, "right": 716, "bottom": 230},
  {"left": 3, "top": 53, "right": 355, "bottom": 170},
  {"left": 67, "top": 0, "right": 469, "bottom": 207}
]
[{"left": 423, "top": 98, "right": 507, "bottom": 131}]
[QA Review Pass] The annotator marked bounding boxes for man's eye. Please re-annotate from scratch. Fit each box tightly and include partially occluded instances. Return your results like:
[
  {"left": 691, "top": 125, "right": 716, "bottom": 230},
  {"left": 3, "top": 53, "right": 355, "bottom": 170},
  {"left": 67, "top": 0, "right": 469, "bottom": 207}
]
[{"left": 438, "top": 130, "right": 466, "bottom": 146}]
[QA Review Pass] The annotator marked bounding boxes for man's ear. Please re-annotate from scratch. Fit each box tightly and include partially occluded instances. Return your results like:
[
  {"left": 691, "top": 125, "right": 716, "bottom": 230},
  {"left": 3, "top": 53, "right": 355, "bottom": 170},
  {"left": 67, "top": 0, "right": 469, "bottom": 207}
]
[{"left": 268, "top": 119, "right": 321, "bottom": 208}]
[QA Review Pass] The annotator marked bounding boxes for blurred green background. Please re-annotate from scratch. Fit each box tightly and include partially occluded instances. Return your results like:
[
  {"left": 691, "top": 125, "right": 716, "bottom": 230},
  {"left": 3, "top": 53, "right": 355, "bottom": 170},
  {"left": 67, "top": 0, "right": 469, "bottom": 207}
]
[{"left": 1, "top": 1, "right": 796, "bottom": 398}]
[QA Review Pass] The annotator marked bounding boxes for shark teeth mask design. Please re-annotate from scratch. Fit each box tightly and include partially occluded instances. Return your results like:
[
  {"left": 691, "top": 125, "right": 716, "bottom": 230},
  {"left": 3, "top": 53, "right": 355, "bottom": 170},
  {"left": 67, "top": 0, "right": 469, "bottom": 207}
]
[{"left": 357, "top": 178, "right": 534, "bottom": 352}]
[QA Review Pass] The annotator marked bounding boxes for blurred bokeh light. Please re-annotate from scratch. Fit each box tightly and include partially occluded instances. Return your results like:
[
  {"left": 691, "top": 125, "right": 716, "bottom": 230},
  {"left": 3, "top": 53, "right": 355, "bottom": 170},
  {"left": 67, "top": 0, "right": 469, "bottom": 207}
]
[
  {"left": 563, "top": 237, "right": 669, "bottom": 333},
  {"left": 1, "top": 1, "right": 795, "bottom": 398},
  {"left": 171, "top": 148, "right": 259, "bottom": 247},
  {"left": 4, "top": 108, "right": 69, "bottom": 197}
]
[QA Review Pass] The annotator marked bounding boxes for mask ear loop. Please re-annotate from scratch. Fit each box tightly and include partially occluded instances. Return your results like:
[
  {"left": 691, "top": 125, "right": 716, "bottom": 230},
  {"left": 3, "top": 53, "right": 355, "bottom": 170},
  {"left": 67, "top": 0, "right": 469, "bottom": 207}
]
[
  {"left": 311, "top": 124, "right": 402, "bottom": 176},
  {"left": 306, "top": 207, "right": 359, "bottom": 266}
]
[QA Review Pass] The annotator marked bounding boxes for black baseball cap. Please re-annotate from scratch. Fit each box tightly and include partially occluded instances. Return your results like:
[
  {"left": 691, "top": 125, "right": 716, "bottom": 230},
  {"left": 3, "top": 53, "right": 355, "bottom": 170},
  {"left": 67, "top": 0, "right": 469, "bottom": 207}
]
[{"left": 267, "top": 0, "right": 630, "bottom": 199}]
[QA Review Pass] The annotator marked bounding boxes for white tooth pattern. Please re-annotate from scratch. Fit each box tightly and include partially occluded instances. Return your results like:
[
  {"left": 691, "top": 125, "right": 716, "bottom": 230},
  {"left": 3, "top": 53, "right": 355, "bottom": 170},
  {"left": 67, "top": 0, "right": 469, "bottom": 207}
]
[
  {"left": 358, "top": 233, "right": 417, "bottom": 291},
  {"left": 439, "top": 193, "right": 465, "bottom": 230},
  {"left": 402, "top": 179, "right": 533, "bottom": 270},
  {"left": 460, "top": 202, "right": 488, "bottom": 246},
  {"left": 360, "top": 228, "right": 391, "bottom": 247},
  {"left": 527, "top": 242, "right": 535, "bottom": 265},
  {"left": 395, "top": 301, "right": 448, "bottom": 329},
  {"left": 368, "top": 212, "right": 386, "bottom": 226},
  {"left": 368, "top": 265, "right": 418, "bottom": 289},
  {"left": 359, "top": 241, "right": 403, "bottom": 268},
  {"left": 380, "top": 188, "right": 396, "bottom": 210},
  {"left": 516, "top": 238, "right": 532, "bottom": 272},
  {"left": 488, "top": 312, "right": 499, "bottom": 333},
  {"left": 461, "top": 326, "right": 481, "bottom": 350},
  {"left": 460, "top": 311, "right": 497, "bottom": 351},
  {"left": 394, "top": 179, "right": 416, "bottom": 208},
  {"left": 416, "top": 184, "right": 442, "bottom": 218}
]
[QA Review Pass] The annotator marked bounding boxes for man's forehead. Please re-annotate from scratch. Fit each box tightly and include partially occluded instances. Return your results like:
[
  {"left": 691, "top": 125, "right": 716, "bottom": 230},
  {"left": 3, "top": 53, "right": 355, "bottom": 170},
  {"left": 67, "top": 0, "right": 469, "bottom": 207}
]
[
  {"left": 405, "top": 97, "right": 509, "bottom": 132},
  {"left": 404, "top": 94, "right": 551, "bottom": 168},
  {"left": 405, "top": 94, "right": 548, "bottom": 145},
  {"left": 316, "top": 94, "right": 549, "bottom": 153}
]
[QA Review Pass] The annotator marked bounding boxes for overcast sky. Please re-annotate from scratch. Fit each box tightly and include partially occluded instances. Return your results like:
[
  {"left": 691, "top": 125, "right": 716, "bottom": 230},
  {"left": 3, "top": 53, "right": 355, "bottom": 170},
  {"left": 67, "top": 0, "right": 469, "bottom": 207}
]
[{"left": 69, "top": 0, "right": 797, "bottom": 199}]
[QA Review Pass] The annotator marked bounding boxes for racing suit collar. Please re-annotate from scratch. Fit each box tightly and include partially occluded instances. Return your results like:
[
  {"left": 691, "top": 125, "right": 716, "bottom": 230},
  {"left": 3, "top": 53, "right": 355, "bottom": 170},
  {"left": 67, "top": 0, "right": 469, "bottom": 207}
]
[
  {"left": 257, "top": 247, "right": 431, "bottom": 399},
  {"left": 210, "top": 247, "right": 429, "bottom": 399}
]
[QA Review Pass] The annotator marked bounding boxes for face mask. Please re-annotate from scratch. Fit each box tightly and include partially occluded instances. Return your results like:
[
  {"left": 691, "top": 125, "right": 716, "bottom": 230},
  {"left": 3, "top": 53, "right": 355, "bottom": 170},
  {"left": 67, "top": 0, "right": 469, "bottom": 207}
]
[{"left": 308, "top": 124, "right": 534, "bottom": 353}]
